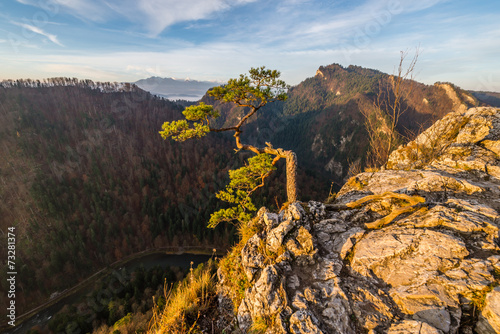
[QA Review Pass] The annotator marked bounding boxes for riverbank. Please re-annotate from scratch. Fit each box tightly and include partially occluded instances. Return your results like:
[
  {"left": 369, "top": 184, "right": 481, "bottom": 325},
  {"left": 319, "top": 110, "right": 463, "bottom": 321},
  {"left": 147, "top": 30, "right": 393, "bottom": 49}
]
[{"left": 1, "top": 246, "right": 223, "bottom": 333}]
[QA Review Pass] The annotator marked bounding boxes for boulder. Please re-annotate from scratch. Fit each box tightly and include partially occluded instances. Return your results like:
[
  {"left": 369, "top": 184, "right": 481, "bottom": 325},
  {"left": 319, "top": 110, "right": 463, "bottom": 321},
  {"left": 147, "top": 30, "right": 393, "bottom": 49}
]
[{"left": 476, "top": 286, "right": 500, "bottom": 334}]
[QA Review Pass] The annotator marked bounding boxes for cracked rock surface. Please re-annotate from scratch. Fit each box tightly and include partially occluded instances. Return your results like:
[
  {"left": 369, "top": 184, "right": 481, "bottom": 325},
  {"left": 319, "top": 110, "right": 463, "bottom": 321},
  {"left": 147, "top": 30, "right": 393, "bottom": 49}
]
[{"left": 217, "top": 107, "right": 500, "bottom": 333}]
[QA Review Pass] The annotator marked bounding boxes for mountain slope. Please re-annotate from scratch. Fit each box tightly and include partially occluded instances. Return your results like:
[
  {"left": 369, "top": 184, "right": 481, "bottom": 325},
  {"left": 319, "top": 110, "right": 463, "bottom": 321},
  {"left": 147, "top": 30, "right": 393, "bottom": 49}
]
[
  {"left": 277, "top": 66, "right": 479, "bottom": 183},
  {"left": 471, "top": 90, "right": 500, "bottom": 107},
  {"left": 0, "top": 82, "right": 239, "bottom": 314},
  {"left": 0, "top": 65, "right": 484, "bottom": 323},
  {"left": 200, "top": 64, "right": 479, "bottom": 189}
]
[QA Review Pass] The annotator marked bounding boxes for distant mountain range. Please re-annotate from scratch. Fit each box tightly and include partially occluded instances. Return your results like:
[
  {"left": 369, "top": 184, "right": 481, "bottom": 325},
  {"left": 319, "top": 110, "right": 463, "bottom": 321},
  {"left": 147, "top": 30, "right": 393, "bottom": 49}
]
[
  {"left": 134, "top": 76, "right": 219, "bottom": 101},
  {"left": 470, "top": 90, "right": 500, "bottom": 107}
]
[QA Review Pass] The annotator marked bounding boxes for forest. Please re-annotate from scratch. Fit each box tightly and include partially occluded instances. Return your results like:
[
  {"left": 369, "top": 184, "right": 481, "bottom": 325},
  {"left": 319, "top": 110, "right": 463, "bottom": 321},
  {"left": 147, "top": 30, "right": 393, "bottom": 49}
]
[
  {"left": 0, "top": 66, "right": 481, "bottom": 319},
  {"left": 0, "top": 80, "right": 324, "bottom": 316}
]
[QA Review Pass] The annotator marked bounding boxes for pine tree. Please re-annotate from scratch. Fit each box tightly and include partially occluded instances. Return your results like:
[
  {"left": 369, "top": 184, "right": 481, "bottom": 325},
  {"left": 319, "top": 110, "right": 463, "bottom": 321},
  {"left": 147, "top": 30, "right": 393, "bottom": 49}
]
[{"left": 160, "top": 67, "right": 297, "bottom": 227}]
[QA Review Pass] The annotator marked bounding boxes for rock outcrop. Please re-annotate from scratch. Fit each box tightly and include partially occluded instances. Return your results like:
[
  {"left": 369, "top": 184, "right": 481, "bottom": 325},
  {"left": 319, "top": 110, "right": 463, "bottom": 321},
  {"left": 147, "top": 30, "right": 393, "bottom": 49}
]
[{"left": 218, "top": 107, "right": 500, "bottom": 333}]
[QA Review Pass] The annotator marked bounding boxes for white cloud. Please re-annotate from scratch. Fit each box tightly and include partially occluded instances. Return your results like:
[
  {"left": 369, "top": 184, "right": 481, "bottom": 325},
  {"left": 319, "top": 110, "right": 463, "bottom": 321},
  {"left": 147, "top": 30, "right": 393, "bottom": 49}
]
[
  {"left": 125, "top": 64, "right": 163, "bottom": 77},
  {"left": 19, "top": 0, "right": 257, "bottom": 35},
  {"left": 397, "top": 0, "right": 448, "bottom": 13},
  {"left": 15, "top": 0, "right": 106, "bottom": 22},
  {"left": 269, "top": 0, "right": 449, "bottom": 52},
  {"left": 275, "top": 0, "right": 312, "bottom": 13},
  {"left": 2, "top": 29, "right": 500, "bottom": 92},
  {"left": 110, "top": 0, "right": 258, "bottom": 36},
  {"left": 11, "top": 22, "right": 64, "bottom": 46},
  {"left": 4, "top": 0, "right": 499, "bottom": 92},
  {"left": 52, "top": 0, "right": 107, "bottom": 22}
]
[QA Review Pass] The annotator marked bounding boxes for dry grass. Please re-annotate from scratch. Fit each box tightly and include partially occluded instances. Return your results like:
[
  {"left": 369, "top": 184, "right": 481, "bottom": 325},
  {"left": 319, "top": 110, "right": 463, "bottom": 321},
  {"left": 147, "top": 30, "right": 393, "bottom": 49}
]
[
  {"left": 148, "top": 260, "right": 216, "bottom": 334},
  {"left": 345, "top": 176, "right": 368, "bottom": 191},
  {"left": 249, "top": 316, "right": 274, "bottom": 334},
  {"left": 325, "top": 182, "right": 337, "bottom": 204},
  {"left": 217, "top": 215, "right": 264, "bottom": 314},
  {"left": 148, "top": 211, "right": 279, "bottom": 333}
]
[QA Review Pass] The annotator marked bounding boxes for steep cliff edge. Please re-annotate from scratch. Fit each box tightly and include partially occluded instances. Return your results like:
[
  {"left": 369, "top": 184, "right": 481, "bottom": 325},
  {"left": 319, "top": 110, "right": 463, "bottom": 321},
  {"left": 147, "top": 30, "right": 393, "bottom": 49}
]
[{"left": 217, "top": 107, "right": 500, "bottom": 334}]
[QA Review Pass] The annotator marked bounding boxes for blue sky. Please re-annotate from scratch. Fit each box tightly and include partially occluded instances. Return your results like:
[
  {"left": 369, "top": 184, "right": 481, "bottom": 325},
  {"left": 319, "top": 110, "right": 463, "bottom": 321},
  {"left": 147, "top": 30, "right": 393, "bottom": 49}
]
[{"left": 1, "top": 0, "right": 499, "bottom": 91}]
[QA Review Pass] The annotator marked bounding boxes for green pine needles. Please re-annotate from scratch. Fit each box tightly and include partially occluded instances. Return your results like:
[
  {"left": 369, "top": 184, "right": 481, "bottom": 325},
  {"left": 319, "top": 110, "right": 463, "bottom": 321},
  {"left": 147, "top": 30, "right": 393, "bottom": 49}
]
[
  {"left": 159, "top": 66, "right": 297, "bottom": 229},
  {"left": 159, "top": 102, "right": 219, "bottom": 141},
  {"left": 208, "top": 153, "right": 276, "bottom": 228}
]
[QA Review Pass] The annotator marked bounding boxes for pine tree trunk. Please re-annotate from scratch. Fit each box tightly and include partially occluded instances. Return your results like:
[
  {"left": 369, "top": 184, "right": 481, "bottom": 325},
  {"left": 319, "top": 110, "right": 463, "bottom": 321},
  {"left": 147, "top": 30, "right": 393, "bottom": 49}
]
[{"left": 285, "top": 151, "right": 298, "bottom": 203}]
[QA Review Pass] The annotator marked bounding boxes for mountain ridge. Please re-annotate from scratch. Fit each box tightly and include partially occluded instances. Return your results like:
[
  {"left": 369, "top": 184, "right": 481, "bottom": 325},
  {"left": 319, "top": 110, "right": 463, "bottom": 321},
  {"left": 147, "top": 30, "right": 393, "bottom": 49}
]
[{"left": 200, "top": 63, "right": 480, "bottom": 189}]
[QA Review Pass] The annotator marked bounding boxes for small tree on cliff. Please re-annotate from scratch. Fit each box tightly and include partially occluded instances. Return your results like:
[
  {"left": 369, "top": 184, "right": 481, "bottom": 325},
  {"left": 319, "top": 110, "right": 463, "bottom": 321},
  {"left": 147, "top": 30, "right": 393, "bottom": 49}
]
[
  {"left": 363, "top": 48, "right": 419, "bottom": 167},
  {"left": 159, "top": 66, "right": 297, "bottom": 227}
]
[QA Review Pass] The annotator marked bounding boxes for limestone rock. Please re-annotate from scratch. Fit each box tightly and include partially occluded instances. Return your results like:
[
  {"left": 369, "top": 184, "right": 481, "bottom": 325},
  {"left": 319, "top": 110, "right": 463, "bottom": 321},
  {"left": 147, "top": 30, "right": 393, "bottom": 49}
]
[
  {"left": 296, "top": 227, "right": 314, "bottom": 253},
  {"left": 476, "top": 286, "right": 500, "bottom": 334},
  {"left": 387, "top": 320, "right": 444, "bottom": 334},
  {"left": 351, "top": 227, "right": 469, "bottom": 286},
  {"left": 218, "top": 107, "right": 500, "bottom": 334},
  {"left": 313, "top": 281, "right": 353, "bottom": 334},
  {"left": 314, "top": 218, "right": 348, "bottom": 234},
  {"left": 289, "top": 310, "right": 324, "bottom": 334},
  {"left": 349, "top": 284, "right": 394, "bottom": 331},
  {"left": 386, "top": 107, "right": 500, "bottom": 174},
  {"left": 312, "top": 257, "right": 342, "bottom": 281},
  {"left": 237, "top": 265, "right": 286, "bottom": 332},
  {"left": 413, "top": 306, "right": 452, "bottom": 333},
  {"left": 285, "top": 202, "right": 306, "bottom": 221},
  {"left": 241, "top": 234, "right": 266, "bottom": 282},
  {"left": 267, "top": 218, "right": 295, "bottom": 253},
  {"left": 288, "top": 274, "right": 300, "bottom": 290},
  {"left": 289, "top": 226, "right": 316, "bottom": 266},
  {"left": 308, "top": 201, "right": 326, "bottom": 219},
  {"left": 264, "top": 212, "right": 280, "bottom": 232},
  {"left": 332, "top": 227, "right": 365, "bottom": 259}
]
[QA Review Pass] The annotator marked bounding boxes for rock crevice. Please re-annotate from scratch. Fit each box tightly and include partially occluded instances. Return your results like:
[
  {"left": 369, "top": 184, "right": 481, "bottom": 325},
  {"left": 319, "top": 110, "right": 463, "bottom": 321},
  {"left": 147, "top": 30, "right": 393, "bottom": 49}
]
[{"left": 218, "top": 107, "right": 500, "bottom": 333}]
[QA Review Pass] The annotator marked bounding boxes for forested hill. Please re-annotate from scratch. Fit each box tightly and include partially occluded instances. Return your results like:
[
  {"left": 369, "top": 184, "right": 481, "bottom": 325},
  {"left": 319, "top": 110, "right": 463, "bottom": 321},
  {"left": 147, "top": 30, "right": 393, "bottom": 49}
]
[
  {"left": 0, "top": 83, "right": 228, "bottom": 313},
  {"left": 0, "top": 81, "right": 327, "bottom": 315},
  {"left": 272, "top": 65, "right": 477, "bottom": 184},
  {"left": 471, "top": 90, "right": 500, "bottom": 107},
  {"left": 201, "top": 63, "right": 479, "bottom": 188},
  {"left": 0, "top": 77, "right": 139, "bottom": 92}
]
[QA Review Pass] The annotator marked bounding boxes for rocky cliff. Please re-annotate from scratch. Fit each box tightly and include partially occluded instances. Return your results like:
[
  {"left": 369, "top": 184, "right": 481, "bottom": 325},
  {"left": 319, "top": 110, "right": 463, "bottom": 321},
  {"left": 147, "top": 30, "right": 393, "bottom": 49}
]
[{"left": 217, "top": 107, "right": 500, "bottom": 333}]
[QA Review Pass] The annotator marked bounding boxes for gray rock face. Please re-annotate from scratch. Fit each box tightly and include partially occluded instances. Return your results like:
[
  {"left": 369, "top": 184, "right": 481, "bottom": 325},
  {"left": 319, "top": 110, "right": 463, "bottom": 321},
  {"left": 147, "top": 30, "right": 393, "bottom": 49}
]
[
  {"left": 266, "top": 219, "right": 295, "bottom": 254},
  {"left": 388, "top": 320, "right": 444, "bottom": 334},
  {"left": 218, "top": 107, "right": 500, "bottom": 333},
  {"left": 476, "top": 286, "right": 500, "bottom": 334},
  {"left": 237, "top": 265, "right": 287, "bottom": 332},
  {"left": 241, "top": 234, "right": 266, "bottom": 282},
  {"left": 289, "top": 310, "right": 324, "bottom": 334}
]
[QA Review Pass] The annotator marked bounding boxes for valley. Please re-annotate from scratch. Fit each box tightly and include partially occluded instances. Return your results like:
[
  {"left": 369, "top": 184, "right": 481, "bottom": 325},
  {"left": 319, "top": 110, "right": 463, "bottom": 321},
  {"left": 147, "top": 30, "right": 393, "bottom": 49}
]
[{"left": 1, "top": 64, "right": 497, "bottom": 333}]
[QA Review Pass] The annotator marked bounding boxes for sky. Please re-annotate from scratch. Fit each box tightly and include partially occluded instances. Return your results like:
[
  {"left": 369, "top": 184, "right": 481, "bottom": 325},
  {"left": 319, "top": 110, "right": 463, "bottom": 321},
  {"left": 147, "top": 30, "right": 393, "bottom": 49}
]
[{"left": 0, "top": 0, "right": 499, "bottom": 91}]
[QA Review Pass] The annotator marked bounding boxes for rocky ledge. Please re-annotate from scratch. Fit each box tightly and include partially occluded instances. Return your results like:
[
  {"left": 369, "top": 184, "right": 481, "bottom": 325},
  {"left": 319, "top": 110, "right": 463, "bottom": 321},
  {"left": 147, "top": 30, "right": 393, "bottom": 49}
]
[{"left": 218, "top": 107, "right": 500, "bottom": 333}]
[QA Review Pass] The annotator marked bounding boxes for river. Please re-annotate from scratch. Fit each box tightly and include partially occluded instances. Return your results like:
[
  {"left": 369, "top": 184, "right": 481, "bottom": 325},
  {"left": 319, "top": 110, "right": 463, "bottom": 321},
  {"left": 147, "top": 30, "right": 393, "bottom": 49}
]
[{"left": 4, "top": 252, "right": 212, "bottom": 334}]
